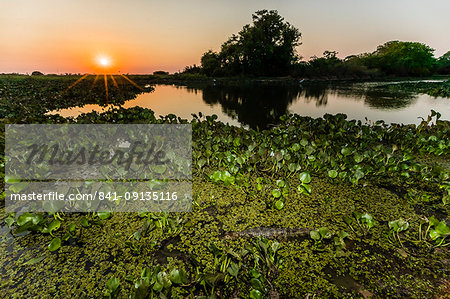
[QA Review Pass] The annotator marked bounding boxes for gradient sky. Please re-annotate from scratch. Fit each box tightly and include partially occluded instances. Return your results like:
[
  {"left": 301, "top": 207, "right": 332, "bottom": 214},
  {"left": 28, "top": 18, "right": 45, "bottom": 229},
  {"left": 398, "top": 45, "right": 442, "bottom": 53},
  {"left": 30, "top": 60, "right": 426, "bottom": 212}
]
[{"left": 1, "top": 0, "right": 449, "bottom": 74}]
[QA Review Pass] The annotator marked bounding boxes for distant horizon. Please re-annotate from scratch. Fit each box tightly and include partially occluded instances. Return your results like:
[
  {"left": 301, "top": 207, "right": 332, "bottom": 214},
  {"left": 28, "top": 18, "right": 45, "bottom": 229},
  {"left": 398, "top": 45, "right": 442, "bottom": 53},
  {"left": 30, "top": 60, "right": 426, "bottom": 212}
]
[
  {"left": 2, "top": 39, "right": 449, "bottom": 77},
  {"left": 1, "top": 0, "right": 449, "bottom": 74}
]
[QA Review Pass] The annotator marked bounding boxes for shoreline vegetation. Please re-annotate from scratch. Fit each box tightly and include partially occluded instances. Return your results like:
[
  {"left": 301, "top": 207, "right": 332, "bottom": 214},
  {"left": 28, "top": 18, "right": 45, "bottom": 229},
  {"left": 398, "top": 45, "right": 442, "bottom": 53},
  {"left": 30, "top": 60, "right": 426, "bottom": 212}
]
[{"left": 1, "top": 74, "right": 449, "bottom": 103}]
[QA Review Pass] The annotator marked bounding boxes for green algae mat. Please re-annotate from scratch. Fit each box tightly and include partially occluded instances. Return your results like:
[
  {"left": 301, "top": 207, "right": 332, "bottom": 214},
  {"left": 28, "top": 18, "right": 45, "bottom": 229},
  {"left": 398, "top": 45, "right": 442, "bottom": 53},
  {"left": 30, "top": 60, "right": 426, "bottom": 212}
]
[{"left": 1, "top": 78, "right": 449, "bottom": 298}]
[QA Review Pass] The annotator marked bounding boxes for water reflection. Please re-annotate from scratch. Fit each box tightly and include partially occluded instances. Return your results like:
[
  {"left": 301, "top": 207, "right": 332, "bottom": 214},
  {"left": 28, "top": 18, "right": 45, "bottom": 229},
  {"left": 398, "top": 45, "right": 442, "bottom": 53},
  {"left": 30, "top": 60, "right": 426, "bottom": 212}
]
[
  {"left": 50, "top": 82, "right": 448, "bottom": 129},
  {"left": 331, "top": 84, "right": 417, "bottom": 110},
  {"left": 193, "top": 83, "right": 420, "bottom": 128},
  {"left": 200, "top": 86, "right": 301, "bottom": 128},
  {"left": 364, "top": 90, "right": 417, "bottom": 109}
]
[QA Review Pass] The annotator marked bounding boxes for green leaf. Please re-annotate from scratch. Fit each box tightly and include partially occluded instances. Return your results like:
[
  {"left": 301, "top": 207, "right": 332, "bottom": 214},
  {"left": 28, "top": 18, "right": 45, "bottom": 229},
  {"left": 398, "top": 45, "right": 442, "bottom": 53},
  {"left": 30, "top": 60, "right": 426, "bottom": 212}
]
[
  {"left": 272, "top": 189, "right": 281, "bottom": 198},
  {"left": 334, "top": 236, "right": 345, "bottom": 247},
  {"left": 288, "top": 163, "right": 300, "bottom": 172},
  {"left": 276, "top": 180, "right": 285, "bottom": 188},
  {"left": 353, "top": 211, "right": 363, "bottom": 221},
  {"left": 48, "top": 237, "right": 61, "bottom": 252},
  {"left": 354, "top": 169, "right": 365, "bottom": 180},
  {"left": 429, "top": 230, "right": 440, "bottom": 240},
  {"left": 31, "top": 214, "right": 44, "bottom": 225},
  {"left": 343, "top": 215, "right": 353, "bottom": 226},
  {"left": 227, "top": 262, "right": 239, "bottom": 278},
  {"left": 388, "top": 220, "right": 399, "bottom": 231},
  {"left": 17, "top": 212, "right": 34, "bottom": 226},
  {"left": 435, "top": 221, "right": 450, "bottom": 236},
  {"left": 179, "top": 269, "right": 189, "bottom": 284},
  {"left": 305, "top": 145, "right": 315, "bottom": 155},
  {"left": 236, "top": 156, "right": 245, "bottom": 165},
  {"left": 319, "top": 227, "right": 332, "bottom": 239},
  {"left": 338, "top": 231, "right": 350, "bottom": 239},
  {"left": 299, "top": 172, "right": 311, "bottom": 184},
  {"left": 169, "top": 269, "right": 182, "bottom": 284},
  {"left": 97, "top": 211, "right": 111, "bottom": 220},
  {"left": 341, "top": 147, "right": 352, "bottom": 156},
  {"left": 80, "top": 217, "right": 89, "bottom": 228},
  {"left": 106, "top": 277, "right": 120, "bottom": 293},
  {"left": 282, "top": 186, "right": 289, "bottom": 197},
  {"left": 360, "top": 213, "right": 375, "bottom": 229},
  {"left": 5, "top": 216, "right": 15, "bottom": 227},
  {"left": 310, "top": 230, "right": 321, "bottom": 241},
  {"left": 429, "top": 216, "right": 440, "bottom": 227},
  {"left": 250, "top": 269, "right": 261, "bottom": 278},
  {"left": 47, "top": 219, "right": 61, "bottom": 235},
  {"left": 210, "top": 171, "right": 221, "bottom": 182},
  {"left": 5, "top": 174, "right": 21, "bottom": 184},
  {"left": 328, "top": 170, "right": 338, "bottom": 178},
  {"left": 204, "top": 272, "right": 224, "bottom": 285},
  {"left": 354, "top": 154, "right": 364, "bottom": 163},
  {"left": 197, "top": 158, "right": 206, "bottom": 169},
  {"left": 69, "top": 223, "right": 76, "bottom": 233},
  {"left": 156, "top": 271, "right": 172, "bottom": 289},
  {"left": 298, "top": 183, "right": 311, "bottom": 195},
  {"left": 250, "top": 278, "right": 264, "bottom": 291},
  {"left": 140, "top": 267, "right": 152, "bottom": 280},
  {"left": 393, "top": 219, "right": 409, "bottom": 232},
  {"left": 250, "top": 289, "right": 263, "bottom": 299},
  {"left": 274, "top": 200, "right": 284, "bottom": 210},
  {"left": 291, "top": 143, "right": 301, "bottom": 151},
  {"left": 233, "top": 137, "right": 240, "bottom": 147}
]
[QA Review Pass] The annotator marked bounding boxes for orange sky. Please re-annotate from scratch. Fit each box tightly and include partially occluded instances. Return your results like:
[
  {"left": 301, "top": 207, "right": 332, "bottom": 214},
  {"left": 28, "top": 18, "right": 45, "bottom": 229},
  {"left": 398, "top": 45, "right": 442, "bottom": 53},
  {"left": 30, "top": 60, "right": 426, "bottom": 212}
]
[{"left": 1, "top": 0, "right": 449, "bottom": 74}]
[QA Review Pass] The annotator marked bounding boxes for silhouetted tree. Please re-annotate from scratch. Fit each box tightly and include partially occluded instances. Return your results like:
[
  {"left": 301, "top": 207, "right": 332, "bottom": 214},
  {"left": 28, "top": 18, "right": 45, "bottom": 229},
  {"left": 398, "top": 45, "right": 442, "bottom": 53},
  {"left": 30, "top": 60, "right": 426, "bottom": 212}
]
[
  {"left": 200, "top": 10, "right": 302, "bottom": 77},
  {"left": 200, "top": 50, "right": 221, "bottom": 76},
  {"left": 307, "top": 51, "right": 341, "bottom": 76},
  {"left": 182, "top": 64, "right": 202, "bottom": 74},
  {"left": 153, "top": 70, "right": 169, "bottom": 75}
]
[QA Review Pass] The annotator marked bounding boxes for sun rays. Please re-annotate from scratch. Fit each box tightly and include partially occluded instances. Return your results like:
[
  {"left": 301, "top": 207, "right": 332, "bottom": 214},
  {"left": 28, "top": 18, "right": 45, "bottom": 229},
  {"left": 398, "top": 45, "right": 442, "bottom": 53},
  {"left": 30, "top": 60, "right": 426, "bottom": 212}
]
[
  {"left": 104, "top": 74, "right": 109, "bottom": 103},
  {"left": 110, "top": 74, "right": 119, "bottom": 89},
  {"left": 58, "top": 73, "right": 145, "bottom": 104},
  {"left": 120, "top": 74, "right": 144, "bottom": 91}
]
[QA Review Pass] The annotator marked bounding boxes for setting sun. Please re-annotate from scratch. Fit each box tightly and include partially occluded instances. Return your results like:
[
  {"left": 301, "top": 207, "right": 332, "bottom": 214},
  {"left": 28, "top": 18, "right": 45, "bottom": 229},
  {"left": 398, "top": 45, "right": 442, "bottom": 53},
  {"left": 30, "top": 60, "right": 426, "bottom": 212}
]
[{"left": 96, "top": 55, "right": 112, "bottom": 68}]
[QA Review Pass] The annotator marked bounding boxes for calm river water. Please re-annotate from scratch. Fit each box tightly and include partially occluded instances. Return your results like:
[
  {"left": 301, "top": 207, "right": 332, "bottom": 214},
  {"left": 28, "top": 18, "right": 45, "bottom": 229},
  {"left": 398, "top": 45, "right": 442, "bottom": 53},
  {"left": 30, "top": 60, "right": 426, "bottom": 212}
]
[{"left": 52, "top": 82, "right": 449, "bottom": 129}]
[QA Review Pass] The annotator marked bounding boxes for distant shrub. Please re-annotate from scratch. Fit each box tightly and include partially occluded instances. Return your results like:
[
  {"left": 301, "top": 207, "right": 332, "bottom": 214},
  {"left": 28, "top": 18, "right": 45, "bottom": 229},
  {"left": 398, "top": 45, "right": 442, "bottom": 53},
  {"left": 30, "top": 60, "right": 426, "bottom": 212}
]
[{"left": 153, "top": 71, "right": 169, "bottom": 75}]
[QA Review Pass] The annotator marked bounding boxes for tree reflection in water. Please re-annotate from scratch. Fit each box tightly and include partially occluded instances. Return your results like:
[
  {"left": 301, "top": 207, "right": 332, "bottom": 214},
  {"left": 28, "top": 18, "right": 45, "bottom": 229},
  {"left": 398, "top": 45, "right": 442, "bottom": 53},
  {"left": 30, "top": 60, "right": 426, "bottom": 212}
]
[
  {"left": 182, "top": 82, "right": 420, "bottom": 129},
  {"left": 201, "top": 85, "right": 301, "bottom": 129}
]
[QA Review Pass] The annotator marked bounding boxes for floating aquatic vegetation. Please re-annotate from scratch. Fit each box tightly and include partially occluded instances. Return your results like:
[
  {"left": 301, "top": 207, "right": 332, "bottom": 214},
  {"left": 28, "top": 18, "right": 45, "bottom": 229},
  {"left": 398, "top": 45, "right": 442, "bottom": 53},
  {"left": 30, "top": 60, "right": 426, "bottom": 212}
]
[
  {"left": 1, "top": 80, "right": 449, "bottom": 297},
  {"left": 344, "top": 211, "right": 376, "bottom": 236}
]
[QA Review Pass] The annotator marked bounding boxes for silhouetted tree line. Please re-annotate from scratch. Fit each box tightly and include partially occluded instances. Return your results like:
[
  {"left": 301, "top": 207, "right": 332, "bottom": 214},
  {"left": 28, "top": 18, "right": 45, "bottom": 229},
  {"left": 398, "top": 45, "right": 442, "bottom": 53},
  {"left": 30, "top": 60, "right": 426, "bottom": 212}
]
[{"left": 183, "top": 10, "right": 449, "bottom": 78}]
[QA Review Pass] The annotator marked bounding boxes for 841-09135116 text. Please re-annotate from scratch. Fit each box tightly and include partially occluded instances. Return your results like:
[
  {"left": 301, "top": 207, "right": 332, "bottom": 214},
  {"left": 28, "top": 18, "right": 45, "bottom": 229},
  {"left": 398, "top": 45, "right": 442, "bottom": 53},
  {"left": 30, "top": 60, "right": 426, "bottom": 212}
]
[{"left": 9, "top": 191, "right": 179, "bottom": 201}]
